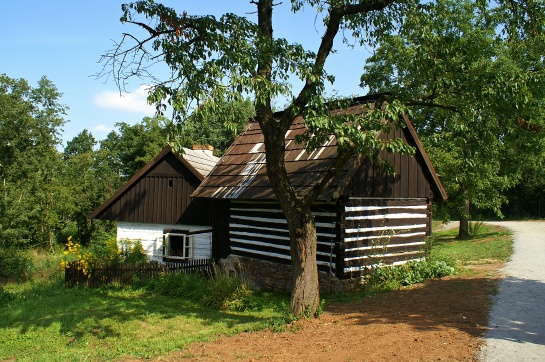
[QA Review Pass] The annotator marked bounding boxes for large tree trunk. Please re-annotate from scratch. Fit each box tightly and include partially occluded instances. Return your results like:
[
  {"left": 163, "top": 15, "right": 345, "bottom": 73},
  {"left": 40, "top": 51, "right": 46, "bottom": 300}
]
[
  {"left": 458, "top": 199, "right": 470, "bottom": 238},
  {"left": 287, "top": 209, "right": 320, "bottom": 316}
]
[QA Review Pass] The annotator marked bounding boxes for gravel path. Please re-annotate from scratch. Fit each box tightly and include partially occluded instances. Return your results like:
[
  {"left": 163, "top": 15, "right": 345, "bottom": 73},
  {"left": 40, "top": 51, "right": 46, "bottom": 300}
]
[{"left": 480, "top": 221, "right": 545, "bottom": 361}]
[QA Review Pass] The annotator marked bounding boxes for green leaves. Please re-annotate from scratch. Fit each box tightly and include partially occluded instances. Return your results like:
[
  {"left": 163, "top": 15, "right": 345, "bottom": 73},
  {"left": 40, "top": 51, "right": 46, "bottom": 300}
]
[
  {"left": 0, "top": 75, "right": 67, "bottom": 249},
  {"left": 362, "top": 0, "right": 545, "bottom": 221}
]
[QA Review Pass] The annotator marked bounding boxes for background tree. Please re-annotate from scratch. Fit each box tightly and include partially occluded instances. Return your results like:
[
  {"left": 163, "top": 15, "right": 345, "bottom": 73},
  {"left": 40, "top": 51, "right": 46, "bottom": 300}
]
[
  {"left": 360, "top": 0, "right": 545, "bottom": 237},
  {"left": 115, "top": 116, "right": 169, "bottom": 179},
  {"left": 62, "top": 130, "right": 102, "bottom": 245},
  {"left": 0, "top": 75, "right": 67, "bottom": 251},
  {"left": 171, "top": 97, "right": 256, "bottom": 155}
]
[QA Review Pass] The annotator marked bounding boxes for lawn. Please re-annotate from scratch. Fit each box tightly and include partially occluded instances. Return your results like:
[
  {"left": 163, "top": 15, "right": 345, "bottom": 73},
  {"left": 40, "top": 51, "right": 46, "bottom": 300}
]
[
  {"left": 431, "top": 223, "right": 513, "bottom": 265},
  {"left": 0, "top": 273, "right": 287, "bottom": 361}
]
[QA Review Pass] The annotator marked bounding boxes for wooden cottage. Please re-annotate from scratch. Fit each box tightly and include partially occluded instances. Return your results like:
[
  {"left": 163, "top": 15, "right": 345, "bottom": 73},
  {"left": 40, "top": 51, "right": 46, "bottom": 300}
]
[
  {"left": 90, "top": 145, "right": 220, "bottom": 262},
  {"left": 192, "top": 95, "right": 447, "bottom": 290}
]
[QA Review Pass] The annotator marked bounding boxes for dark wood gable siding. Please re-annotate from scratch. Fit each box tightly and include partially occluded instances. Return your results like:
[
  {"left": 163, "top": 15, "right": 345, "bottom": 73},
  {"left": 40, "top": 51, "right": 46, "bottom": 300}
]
[
  {"left": 343, "top": 125, "right": 432, "bottom": 199},
  {"left": 97, "top": 153, "right": 208, "bottom": 225}
]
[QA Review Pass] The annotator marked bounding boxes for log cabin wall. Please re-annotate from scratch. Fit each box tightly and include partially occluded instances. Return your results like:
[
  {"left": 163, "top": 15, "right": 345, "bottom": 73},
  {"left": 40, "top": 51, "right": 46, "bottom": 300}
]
[
  {"left": 344, "top": 126, "right": 433, "bottom": 199},
  {"left": 339, "top": 197, "right": 431, "bottom": 279},
  {"left": 227, "top": 201, "right": 339, "bottom": 274}
]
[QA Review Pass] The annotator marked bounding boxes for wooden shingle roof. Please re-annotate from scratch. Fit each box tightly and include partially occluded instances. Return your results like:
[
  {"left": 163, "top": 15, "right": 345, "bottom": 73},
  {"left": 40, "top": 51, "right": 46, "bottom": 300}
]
[{"left": 192, "top": 95, "right": 447, "bottom": 202}]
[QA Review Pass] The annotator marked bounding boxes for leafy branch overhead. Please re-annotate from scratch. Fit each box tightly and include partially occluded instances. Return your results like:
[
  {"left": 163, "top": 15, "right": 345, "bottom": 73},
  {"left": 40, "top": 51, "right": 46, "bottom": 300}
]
[
  {"left": 98, "top": 1, "right": 414, "bottom": 157},
  {"left": 361, "top": 0, "right": 545, "bottom": 236}
]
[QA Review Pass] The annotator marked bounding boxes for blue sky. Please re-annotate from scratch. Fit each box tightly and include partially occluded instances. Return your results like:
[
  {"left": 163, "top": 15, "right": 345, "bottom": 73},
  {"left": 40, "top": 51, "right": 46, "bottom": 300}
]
[{"left": 1, "top": 1, "right": 371, "bottom": 147}]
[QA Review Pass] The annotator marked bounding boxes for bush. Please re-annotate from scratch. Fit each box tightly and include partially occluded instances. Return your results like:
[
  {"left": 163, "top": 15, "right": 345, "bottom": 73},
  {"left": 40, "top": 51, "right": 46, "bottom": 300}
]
[
  {"left": 119, "top": 239, "right": 147, "bottom": 263},
  {"left": 0, "top": 287, "right": 15, "bottom": 304},
  {"left": 138, "top": 271, "right": 255, "bottom": 312},
  {"left": 61, "top": 236, "right": 148, "bottom": 277},
  {"left": 141, "top": 272, "right": 205, "bottom": 298},
  {"left": 203, "top": 273, "right": 255, "bottom": 311},
  {"left": 362, "top": 257, "right": 456, "bottom": 294},
  {"left": 0, "top": 246, "right": 31, "bottom": 281}
]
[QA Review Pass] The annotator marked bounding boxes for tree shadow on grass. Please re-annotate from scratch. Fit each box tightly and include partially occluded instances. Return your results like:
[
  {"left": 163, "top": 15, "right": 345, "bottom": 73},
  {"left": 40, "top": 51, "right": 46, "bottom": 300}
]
[{"left": 0, "top": 281, "right": 275, "bottom": 341}]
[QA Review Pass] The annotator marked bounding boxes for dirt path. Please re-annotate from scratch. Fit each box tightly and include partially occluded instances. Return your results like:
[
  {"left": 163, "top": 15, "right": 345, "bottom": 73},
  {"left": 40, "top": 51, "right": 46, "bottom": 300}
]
[
  {"left": 480, "top": 221, "right": 545, "bottom": 361},
  {"left": 158, "top": 262, "right": 501, "bottom": 361}
]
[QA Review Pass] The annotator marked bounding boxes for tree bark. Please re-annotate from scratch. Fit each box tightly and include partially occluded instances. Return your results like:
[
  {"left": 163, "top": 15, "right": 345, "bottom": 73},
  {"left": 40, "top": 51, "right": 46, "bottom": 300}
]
[
  {"left": 287, "top": 209, "right": 320, "bottom": 316},
  {"left": 458, "top": 199, "right": 470, "bottom": 238}
]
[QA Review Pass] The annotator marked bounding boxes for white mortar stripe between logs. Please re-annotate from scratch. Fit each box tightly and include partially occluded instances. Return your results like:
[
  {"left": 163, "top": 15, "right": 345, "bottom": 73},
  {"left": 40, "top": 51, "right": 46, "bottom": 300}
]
[{"left": 345, "top": 224, "right": 427, "bottom": 233}]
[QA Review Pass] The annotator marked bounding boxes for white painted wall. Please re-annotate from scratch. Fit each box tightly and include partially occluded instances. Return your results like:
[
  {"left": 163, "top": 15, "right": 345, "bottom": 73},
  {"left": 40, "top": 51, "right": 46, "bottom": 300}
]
[{"left": 117, "top": 221, "right": 212, "bottom": 262}]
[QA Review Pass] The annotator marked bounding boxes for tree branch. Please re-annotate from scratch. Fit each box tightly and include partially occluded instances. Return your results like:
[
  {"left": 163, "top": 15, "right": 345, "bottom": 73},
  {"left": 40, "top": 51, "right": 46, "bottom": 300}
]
[
  {"left": 405, "top": 99, "right": 460, "bottom": 113},
  {"left": 285, "top": 0, "right": 399, "bottom": 126}
]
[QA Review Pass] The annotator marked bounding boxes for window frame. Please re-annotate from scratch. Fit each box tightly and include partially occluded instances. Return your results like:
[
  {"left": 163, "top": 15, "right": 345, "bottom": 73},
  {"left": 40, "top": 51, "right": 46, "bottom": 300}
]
[{"left": 163, "top": 232, "right": 193, "bottom": 259}]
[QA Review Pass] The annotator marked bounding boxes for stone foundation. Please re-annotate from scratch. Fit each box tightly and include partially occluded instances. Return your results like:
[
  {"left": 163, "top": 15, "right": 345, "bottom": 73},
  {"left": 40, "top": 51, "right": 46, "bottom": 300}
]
[{"left": 218, "top": 255, "right": 362, "bottom": 293}]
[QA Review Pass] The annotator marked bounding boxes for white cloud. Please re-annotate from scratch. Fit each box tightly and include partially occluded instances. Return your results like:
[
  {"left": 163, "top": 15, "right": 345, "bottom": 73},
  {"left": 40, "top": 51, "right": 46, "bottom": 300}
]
[
  {"left": 92, "top": 124, "right": 113, "bottom": 134},
  {"left": 94, "top": 85, "right": 156, "bottom": 114}
]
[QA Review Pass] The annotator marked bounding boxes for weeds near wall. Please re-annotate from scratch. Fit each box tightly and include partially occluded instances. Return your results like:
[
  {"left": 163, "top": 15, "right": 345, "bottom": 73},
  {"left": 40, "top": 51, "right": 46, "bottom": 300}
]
[
  {"left": 137, "top": 265, "right": 257, "bottom": 312},
  {"left": 362, "top": 258, "right": 456, "bottom": 294}
]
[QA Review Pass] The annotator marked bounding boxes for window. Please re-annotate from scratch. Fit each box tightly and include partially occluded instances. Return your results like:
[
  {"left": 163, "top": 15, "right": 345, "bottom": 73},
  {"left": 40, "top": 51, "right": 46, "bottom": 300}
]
[{"left": 164, "top": 231, "right": 192, "bottom": 259}]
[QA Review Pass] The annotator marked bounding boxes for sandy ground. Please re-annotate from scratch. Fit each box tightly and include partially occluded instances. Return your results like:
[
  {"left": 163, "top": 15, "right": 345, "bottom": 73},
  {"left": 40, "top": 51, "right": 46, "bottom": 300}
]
[{"left": 166, "top": 263, "right": 499, "bottom": 361}]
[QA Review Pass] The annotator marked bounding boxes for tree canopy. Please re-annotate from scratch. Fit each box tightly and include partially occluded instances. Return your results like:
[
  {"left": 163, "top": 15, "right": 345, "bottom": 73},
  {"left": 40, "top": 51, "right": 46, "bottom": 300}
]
[
  {"left": 361, "top": 0, "right": 545, "bottom": 236},
  {"left": 0, "top": 74, "right": 67, "bottom": 250}
]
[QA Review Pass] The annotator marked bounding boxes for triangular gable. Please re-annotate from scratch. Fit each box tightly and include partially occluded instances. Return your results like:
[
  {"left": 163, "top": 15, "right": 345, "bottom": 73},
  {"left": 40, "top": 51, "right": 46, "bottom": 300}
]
[
  {"left": 400, "top": 114, "right": 447, "bottom": 201},
  {"left": 90, "top": 145, "right": 216, "bottom": 220},
  {"left": 192, "top": 96, "right": 447, "bottom": 202},
  {"left": 327, "top": 114, "right": 447, "bottom": 201}
]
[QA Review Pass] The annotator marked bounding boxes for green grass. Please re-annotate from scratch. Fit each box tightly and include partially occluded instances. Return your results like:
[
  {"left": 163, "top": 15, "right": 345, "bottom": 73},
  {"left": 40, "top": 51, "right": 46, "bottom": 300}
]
[
  {"left": 0, "top": 253, "right": 287, "bottom": 362},
  {"left": 431, "top": 223, "right": 513, "bottom": 265}
]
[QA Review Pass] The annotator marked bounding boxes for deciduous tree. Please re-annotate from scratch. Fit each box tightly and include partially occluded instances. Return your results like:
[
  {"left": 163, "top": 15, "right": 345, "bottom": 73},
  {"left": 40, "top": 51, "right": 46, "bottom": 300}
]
[
  {"left": 0, "top": 75, "right": 67, "bottom": 250},
  {"left": 361, "top": 0, "right": 545, "bottom": 237},
  {"left": 99, "top": 0, "right": 417, "bottom": 316}
]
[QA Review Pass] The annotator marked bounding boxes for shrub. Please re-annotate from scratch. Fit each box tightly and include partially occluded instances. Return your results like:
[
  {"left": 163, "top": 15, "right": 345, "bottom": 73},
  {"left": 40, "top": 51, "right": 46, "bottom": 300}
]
[
  {"left": 138, "top": 271, "right": 256, "bottom": 312},
  {"left": 0, "top": 246, "right": 31, "bottom": 281},
  {"left": 61, "top": 236, "right": 148, "bottom": 278},
  {"left": 119, "top": 239, "right": 147, "bottom": 263},
  {"left": 203, "top": 273, "right": 255, "bottom": 311},
  {"left": 362, "top": 257, "right": 456, "bottom": 294},
  {"left": 141, "top": 272, "right": 205, "bottom": 298},
  {"left": 0, "top": 287, "right": 15, "bottom": 304}
]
